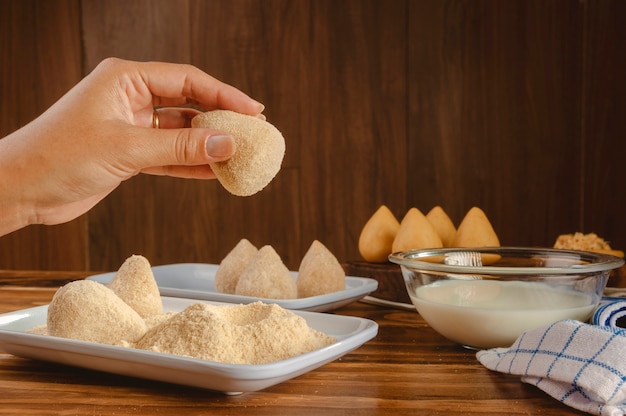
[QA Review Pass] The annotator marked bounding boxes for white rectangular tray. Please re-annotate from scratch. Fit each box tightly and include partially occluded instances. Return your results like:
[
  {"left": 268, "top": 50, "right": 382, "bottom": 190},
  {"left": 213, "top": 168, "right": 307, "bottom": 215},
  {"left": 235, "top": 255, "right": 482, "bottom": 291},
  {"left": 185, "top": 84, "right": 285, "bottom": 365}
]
[
  {"left": 87, "top": 263, "right": 378, "bottom": 312},
  {"left": 0, "top": 297, "right": 378, "bottom": 394}
]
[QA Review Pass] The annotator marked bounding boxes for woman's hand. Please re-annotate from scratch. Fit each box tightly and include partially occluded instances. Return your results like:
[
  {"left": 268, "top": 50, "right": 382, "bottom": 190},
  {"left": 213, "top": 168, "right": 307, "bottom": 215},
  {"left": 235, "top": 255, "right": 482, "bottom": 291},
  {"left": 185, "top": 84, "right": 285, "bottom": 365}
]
[{"left": 0, "top": 58, "right": 264, "bottom": 235}]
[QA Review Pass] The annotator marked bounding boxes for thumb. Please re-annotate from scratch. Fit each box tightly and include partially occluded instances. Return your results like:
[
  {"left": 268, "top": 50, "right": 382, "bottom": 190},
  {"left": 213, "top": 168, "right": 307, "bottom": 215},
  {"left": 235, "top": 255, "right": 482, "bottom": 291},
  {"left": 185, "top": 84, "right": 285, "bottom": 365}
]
[{"left": 133, "top": 127, "right": 236, "bottom": 168}]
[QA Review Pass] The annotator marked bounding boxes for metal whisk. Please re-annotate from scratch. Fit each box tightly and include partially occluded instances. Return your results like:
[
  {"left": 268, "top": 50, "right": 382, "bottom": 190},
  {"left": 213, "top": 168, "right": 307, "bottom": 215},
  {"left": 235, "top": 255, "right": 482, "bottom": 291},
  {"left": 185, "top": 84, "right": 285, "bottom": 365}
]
[{"left": 444, "top": 251, "right": 484, "bottom": 267}]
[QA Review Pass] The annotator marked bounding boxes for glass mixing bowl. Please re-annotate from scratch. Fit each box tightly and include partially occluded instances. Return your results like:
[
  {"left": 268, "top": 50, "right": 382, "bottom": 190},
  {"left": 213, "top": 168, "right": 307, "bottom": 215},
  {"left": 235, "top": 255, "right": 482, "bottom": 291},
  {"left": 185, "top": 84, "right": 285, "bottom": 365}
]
[{"left": 389, "top": 247, "right": 624, "bottom": 349}]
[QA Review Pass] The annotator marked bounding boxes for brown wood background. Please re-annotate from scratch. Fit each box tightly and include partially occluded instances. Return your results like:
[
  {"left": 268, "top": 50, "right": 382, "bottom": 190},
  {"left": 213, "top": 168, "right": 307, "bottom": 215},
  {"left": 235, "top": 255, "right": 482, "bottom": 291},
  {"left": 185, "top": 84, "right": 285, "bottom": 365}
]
[{"left": 1, "top": 0, "right": 625, "bottom": 272}]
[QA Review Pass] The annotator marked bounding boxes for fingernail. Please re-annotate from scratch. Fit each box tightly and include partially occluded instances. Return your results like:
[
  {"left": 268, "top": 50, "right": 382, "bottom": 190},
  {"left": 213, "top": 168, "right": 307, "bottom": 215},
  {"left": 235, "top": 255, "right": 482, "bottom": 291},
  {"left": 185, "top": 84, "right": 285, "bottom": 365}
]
[{"left": 205, "top": 134, "right": 235, "bottom": 158}]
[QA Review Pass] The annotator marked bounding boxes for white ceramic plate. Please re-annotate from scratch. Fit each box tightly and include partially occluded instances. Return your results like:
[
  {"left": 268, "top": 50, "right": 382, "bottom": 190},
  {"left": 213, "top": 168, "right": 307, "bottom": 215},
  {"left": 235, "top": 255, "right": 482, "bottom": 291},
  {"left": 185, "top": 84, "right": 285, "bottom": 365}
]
[
  {"left": 0, "top": 297, "right": 378, "bottom": 394},
  {"left": 87, "top": 263, "right": 378, "bottom": 312}
]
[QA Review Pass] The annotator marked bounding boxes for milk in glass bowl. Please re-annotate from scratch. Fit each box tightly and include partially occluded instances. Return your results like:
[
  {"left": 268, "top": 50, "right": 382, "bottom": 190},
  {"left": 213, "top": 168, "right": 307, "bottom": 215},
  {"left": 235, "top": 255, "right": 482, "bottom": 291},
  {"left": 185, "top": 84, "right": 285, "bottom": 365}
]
[{"left": 389, "top": 247, "right": 624, "bottom": 349}]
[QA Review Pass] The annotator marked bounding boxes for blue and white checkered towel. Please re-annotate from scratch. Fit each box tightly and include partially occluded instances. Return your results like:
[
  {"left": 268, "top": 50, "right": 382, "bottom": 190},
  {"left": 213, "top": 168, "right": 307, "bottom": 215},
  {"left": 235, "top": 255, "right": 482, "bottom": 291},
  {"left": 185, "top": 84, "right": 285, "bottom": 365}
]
[{"left": 477, "top": 299, "right": 626, "bottom": 416}]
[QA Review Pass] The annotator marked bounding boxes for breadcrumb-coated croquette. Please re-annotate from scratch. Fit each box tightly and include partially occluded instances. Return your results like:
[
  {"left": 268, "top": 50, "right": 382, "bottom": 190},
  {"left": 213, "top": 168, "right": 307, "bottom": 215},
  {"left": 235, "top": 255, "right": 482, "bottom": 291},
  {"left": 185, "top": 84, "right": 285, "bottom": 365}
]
[
  {"left": 191, "top": 110, "right": 285, "bottom": 196},
  {"left": 235, "top": 245, "right": 298, "bottom": 299},
  {"left": 216, "top": 239, "right": 348, "bottom": 299},
  {"left": 214, "top": 238, "right": 258, "bottom": 294},
  {"left": 107, "top": 254, "right": 162, "bottom": 317},
  {"left": 297, "top": 240, "right": 346, "bottom": 298},
  {"left": 47, "top": 279, "right": 147, "bottom": 345}
]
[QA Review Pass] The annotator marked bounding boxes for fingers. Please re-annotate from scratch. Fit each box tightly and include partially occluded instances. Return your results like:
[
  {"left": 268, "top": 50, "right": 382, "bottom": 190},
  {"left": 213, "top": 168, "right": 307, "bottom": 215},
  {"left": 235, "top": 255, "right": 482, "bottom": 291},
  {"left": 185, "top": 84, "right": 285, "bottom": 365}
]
[
  {"left": 90, "top": 58, "right": 265, "bottom": 128},
  {"left": 131, "top": 60, "right": 265, "bottom": 116},
  {"left": 81, "top": 58, "right": 261, "bottom": 180}
]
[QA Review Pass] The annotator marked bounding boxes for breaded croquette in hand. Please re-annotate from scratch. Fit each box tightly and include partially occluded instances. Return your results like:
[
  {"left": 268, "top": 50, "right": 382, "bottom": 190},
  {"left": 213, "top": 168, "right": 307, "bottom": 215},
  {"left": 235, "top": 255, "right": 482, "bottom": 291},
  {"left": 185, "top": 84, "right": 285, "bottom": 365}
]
[{"left": 192, "top": 110, "right": 285, "bottom": 196}]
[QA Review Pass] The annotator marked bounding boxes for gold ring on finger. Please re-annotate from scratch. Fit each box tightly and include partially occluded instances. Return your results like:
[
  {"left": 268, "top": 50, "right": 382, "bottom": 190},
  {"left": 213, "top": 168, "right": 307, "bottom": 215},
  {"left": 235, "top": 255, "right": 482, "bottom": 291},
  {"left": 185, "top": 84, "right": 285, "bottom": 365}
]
[{"left": 152, "top": 109, "right": 160, "bottom": 129}]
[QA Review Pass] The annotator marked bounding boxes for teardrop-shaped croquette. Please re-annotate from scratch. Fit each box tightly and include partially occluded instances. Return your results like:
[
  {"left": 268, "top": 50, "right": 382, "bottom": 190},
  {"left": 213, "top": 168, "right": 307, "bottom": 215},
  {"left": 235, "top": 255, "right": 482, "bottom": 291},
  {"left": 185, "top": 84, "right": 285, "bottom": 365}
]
[
  {"left": 426, "top": 206, "right": 457, "bottom": 247},
  {"left": 358, "top": 205, "right": 400, "bottom": 262},
  {"left": 235, "top": 245, "right": 297, "bottom": 299},
  {"left": 392, "top": 207, "right": 443, "bottom": 252},
  {"left": 107, "top": 255, "right": 162, "bottom": 317},
  {"left": 453, "top": 207, "right": 501, "bottom": 264},
  {"left": 47, "top": 280, "right": 147, "bottom": 345},
  {"left": 297, "top": 240, "right": 346, "bottom": 298},
  {"left": 215, "top": 238, "right": 258, "bottom": 294},
  {"left": 453, "top": 207, "right": 500, "bottom": 247},
  {"left": 191, "top": 110, "right": 285, "bottom": 196}
]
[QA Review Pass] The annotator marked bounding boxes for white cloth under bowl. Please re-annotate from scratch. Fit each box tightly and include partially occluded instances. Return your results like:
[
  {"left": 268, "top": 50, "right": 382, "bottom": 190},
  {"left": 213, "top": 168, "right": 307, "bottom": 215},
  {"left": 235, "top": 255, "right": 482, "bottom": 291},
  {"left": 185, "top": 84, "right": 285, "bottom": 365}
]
[{"left": 477, "top": 299, "right": 626, "bottom": 416}]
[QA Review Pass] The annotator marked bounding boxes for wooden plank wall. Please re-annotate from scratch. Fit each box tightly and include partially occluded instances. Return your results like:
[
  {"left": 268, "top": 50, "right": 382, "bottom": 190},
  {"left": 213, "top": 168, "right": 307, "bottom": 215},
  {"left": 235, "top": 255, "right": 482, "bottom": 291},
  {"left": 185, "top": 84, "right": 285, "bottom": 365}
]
[
  {"left": 0, "top": 0, "right": 87, "bottom": 269},
  {"left": 1, "top": 0, "right": 624, "bottom": 272}
]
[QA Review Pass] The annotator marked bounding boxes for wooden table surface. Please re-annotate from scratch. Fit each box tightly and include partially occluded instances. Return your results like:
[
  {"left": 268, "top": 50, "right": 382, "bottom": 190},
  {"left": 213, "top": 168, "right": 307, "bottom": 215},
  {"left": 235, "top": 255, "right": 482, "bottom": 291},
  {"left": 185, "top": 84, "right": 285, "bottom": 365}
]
[{"left": 0, "top": 270, "right": 586, "bottom": 415}]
